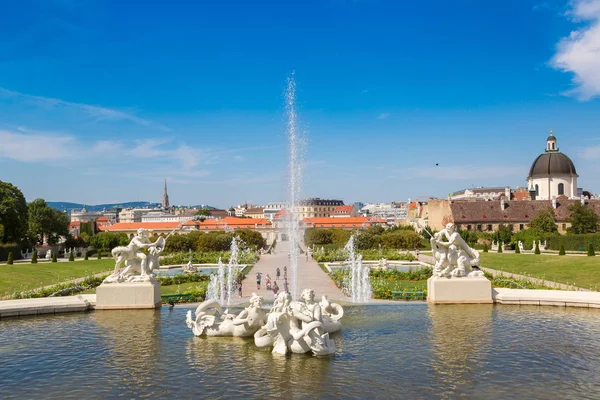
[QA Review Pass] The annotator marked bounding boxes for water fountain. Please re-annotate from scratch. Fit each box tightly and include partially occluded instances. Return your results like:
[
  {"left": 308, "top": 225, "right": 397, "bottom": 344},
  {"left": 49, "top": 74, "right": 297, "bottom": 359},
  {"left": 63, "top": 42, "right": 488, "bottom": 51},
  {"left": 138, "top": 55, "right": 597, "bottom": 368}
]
[
  {"left": 226, "top": 236, "right": 241, "bottom": 307},
  {"left": 343, "top": 234, "right": 372, "bottom": 303},
  {"left": 285, "top": 72, "right": 305, "bottom": 300}
]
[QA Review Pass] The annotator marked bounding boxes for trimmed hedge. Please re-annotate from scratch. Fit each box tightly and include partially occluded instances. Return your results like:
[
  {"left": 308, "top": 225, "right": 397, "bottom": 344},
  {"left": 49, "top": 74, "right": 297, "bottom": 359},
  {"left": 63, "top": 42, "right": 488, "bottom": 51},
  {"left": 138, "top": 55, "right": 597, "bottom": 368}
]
[{"left": 546, "top": 233, "right": 600, "bottom": 252}]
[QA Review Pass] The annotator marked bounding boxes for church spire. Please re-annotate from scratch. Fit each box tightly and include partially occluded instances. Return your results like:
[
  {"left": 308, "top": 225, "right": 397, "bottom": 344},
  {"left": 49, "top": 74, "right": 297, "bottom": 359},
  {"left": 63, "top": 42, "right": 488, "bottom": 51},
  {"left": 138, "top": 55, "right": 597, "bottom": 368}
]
[{"left": 162, "top": 179, "right": 170, "bottom": 210}]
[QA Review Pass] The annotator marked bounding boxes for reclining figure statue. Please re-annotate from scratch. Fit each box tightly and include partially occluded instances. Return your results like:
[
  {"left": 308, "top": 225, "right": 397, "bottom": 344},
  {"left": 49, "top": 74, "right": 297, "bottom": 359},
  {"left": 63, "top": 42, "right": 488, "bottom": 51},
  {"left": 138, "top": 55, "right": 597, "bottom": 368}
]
[{"left": 431, "top": 223, "right": 483, "bottom": 278}]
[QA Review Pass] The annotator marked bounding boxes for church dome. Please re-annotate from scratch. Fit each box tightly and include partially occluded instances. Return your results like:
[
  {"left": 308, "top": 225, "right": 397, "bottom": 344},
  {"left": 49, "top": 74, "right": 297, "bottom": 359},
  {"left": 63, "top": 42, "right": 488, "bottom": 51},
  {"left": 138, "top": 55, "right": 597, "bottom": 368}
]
[
  {"left": 528, "top": 131, "right": 577, "bottom": 178},
  {"left": 528, "top": 152, "right": 577, "bottom": 178}
]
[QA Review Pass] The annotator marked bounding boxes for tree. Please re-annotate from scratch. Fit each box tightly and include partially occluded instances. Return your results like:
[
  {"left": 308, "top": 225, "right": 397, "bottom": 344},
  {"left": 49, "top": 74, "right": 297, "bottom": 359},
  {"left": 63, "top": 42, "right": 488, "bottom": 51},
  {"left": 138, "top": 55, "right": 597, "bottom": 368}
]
[
  {"left": 0, "top": 181, "right": 28, "bottom": 244},
  {"left": 515, "top": 244, "right": 520, "bottom": 254},
  {"left": 7, "top": 252, "right": 13, "bottom": 264},
  {"left": 84, "top": 252, "right": 88, "bottom": 261},
  {"left": 567, "top": 202, "right": 600, "bottom": 234},
  {"left": 483, "top": 243, "right": 488, "bottom": 253},
  {"left": 164, "top": 234, "right": 193, "bottom": 253},
  {"left": 588, "top": 243, "right": 595, "bottom": 257},
  {"left": 31, "top": 250, "right": 38, "bottom": 264},
  {"left": 497, "top": 241, "right": 503, "bottom": 253},
  {"left": 492, "top": 224, "right": 513, "bottom": 245},
  {"left": 69, "top": 251, "right": 74, "bottom": 261},
  {"left": 528, "top": 207, "right": 558, "bottom": 233},
  {"left": 534, "top": 241, "right": 540, "bottom": 254},
  {"left": 51, "top": 251, "right": 57, "bottom": 262},
  {"left": 559, "top": 244, "right": 566, "bottom": 256},
  {"left": 28, "top": 199, "right": 69, "bottom": 245},
  {"left": 195, "top": 208, "right": 212, "bottom": 217},
  {"left": 90, "top": 232, "right": 128, "bottom": 251}
]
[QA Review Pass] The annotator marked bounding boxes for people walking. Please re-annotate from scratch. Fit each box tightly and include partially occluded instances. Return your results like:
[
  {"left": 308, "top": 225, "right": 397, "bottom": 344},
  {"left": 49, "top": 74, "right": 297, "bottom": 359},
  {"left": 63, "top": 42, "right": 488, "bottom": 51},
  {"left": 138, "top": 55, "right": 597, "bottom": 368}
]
[
  {"left": 283, "top": 265, "right": 287, "bottom": 279},
  {"left": 256, "top": 271, "right": 262, "bottom": 290},
  {"left": 272, "top": 281, "right": 279, "bottom": 298},
  {"left": 276, "top": 267, "right": 281, "bottom": 281}
]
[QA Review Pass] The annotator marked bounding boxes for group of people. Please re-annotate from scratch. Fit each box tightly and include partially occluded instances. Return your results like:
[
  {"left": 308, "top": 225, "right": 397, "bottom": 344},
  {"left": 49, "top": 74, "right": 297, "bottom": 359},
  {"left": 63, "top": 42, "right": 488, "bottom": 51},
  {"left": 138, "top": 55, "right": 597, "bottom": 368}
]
[{"left": 255, "top": 265, "right": 289, "bottom": 298}]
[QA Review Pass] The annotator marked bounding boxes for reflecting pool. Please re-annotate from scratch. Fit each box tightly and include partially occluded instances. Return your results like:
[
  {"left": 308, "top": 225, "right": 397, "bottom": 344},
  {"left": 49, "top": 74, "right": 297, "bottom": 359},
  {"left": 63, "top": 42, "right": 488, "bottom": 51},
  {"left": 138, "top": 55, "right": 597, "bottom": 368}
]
[{"left": 1, "top": 303, "right": 599, "bottom": 399}]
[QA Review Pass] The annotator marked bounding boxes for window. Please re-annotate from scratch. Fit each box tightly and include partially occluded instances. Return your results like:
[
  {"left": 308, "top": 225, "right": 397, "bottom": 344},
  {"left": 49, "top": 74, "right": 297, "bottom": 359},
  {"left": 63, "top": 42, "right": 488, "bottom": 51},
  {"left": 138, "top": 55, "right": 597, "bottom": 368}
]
[
  {"left": 487, "top": 224, "right": 493, "bottom": 231},
  {"left": 519, "top": 224, "right": 524, "bottom": 230},
  {"left": 558, "top": 183, "right": 564, "bottom": 196},
  {"left": 477, "top": 224, "right": 482, "bottom": 231},
  {"left": 467, "top": 224, "right": 472, "bottom": 230},
  {"left": 562, "top": 224, "right": 567, "bottom": 231},
  {"left": 535, "top": 184, "right": 539, "bottom": 196}
]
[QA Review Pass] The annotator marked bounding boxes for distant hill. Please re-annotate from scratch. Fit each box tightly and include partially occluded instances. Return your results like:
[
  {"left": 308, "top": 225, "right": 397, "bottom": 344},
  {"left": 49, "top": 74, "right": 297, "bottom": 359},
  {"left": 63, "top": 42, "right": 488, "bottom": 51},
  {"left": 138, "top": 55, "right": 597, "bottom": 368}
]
[{"left": 47, "top": 201, "right": 160, "bottom": 213}]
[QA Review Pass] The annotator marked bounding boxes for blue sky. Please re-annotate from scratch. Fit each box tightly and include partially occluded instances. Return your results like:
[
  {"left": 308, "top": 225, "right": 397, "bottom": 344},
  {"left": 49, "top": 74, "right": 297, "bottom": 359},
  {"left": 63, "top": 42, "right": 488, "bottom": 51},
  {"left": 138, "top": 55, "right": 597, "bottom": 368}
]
[{"left": 1, "top": 0, "right": 599, "bottom": 208}]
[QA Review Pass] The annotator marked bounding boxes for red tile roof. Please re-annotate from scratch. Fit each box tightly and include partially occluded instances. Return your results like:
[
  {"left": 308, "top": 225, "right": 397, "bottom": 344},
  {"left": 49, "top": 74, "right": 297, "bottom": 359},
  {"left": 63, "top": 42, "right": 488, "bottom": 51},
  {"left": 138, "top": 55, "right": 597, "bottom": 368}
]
[
  {"left": 302, "top": 217, "right": 385, "bottom": 227},
  {"left": 332, "top": 205, "right": 354, "bottom": 214},
  {"left": 100, "top": 222, "right": 181, "bottom": 231}
]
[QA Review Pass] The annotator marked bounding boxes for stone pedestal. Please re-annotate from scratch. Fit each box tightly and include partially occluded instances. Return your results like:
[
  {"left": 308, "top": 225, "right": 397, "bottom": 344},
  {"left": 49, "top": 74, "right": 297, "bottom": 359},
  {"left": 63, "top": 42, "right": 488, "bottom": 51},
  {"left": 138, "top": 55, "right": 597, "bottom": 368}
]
[
  {"left": 427, "top": 276, "right": 493, "bottom": 304},
  {"left": 96, "top": 281, "right": 161, "bottom": 310}
]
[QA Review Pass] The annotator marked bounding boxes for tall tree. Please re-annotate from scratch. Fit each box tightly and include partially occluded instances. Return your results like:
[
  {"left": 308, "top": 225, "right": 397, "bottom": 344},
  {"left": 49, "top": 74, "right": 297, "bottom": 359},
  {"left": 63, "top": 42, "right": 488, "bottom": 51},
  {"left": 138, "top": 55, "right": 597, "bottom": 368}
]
[
  {"left": 0, "top": 181, "right": 28, "bottom": 243},
  {"left": 28, "top": 199, "right": 69, "bottom": 245},
  {"left": 528, "top": 207, "right": 558, "bottom": 233},
  {"left": 567, "top": 202, "right": 600, "bottom": 234}
]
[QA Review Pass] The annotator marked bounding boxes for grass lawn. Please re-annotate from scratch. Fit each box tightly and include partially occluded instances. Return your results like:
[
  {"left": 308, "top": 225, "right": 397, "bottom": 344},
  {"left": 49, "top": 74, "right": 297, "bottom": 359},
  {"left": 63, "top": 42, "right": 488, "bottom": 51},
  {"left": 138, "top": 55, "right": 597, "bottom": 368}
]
[
  {"left": 0, "top": 259, "right": 115, "bottom": 296},
  {"left": 479, "top": 253, "right": 600, "bottom": 290},
  {"left": 371, "top": 278, "right": 427, "bottom": 292},
  {"left": 160, "top": 281, "right": 208, "bottom": 296}
]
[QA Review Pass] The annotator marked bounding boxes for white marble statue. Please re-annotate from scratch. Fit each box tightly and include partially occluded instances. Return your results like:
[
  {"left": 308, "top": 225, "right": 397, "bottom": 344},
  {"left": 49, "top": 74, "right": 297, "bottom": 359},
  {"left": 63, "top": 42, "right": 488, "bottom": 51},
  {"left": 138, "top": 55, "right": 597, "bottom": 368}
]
[
  {"left": 431, "top": 223, "right": 483, "bottom": 278},
  {"left": 254, "top": 289, "right": 340, "bottom": 356},
  {"left": 185, "top": 293, "right": 267, "bottom": 337},
  {"left": 104, "top": 228, "right": 166, "bottom": 283},
  {"left": 183, "top": 261, "right": 197, "bottom": 273},
  {"left": 518, "top": 241, "right": 524, "bottom": 253},
  {"left": 45, "top": 249, "right": 52, "bottom": 260}
]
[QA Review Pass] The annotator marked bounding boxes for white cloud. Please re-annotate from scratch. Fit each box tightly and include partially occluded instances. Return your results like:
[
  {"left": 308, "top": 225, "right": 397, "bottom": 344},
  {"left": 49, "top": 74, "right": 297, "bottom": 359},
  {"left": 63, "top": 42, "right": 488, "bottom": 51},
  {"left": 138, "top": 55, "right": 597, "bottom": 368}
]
[
  {"left": 377, "top": 113, "right": 390, "bottom": 119},
  {"left": 0, "top": 129, "right": 75, "bottom": 162},
  {"left": 0, "top": 87, "right": 170, "bottom": 131},
  {"left": 551, "top": 0, "right": 600, "bottom": 100},
  {"left": 580, "top": 145, "right": 600, "bottom": 158}
]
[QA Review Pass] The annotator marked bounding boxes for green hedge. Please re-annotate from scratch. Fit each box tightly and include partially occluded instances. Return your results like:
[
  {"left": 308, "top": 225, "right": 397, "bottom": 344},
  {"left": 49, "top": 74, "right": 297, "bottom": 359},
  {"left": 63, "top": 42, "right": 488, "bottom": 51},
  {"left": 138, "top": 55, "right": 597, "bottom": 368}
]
[
  {"left": 546, "top": 233, "right": 600, "bottom": 251},
  {"left": 0, "top": 243, "right": 20, "bottom": 262}
]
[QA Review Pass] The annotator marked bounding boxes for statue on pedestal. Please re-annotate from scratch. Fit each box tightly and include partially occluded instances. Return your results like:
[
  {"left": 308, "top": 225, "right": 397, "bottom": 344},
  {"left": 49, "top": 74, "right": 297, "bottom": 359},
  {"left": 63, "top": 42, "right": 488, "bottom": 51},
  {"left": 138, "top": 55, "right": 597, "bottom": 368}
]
[
  {"left": 104, "top": 228, "right": 165, "bottom": 283},
  {"left": 431, "top": 223, "right": 483, "bottom": 278}
]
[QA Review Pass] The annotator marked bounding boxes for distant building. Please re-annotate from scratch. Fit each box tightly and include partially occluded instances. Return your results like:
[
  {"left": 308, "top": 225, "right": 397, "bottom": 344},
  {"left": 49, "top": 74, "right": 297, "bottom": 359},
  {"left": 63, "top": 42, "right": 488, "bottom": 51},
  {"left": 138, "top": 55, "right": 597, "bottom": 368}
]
[
  {"left": 70, "top": 206, "right": 101, "bottom": 223},
  {"left": 302, "top": 217, "right": 387, "bottom": 229},
  {"left": 527, "top": 131, "right": 580, "bottom": 200},
  {"left": 245, "top": 207, "right": 265, "bottom": 219},
  {"left": 360, "top": 203, "right": 407, "bottom": 221},
  {"left": 449, "top": 187, "right": 510, "bottom": 201},
  {"left": 119, "top": 208, "right": 151, "bottom": 223},
  {"left": 295, "top": 198, "right": 344, "bottom": 219},
  {"left": 141, "top": 211, "right": 180, "bottom": 223},
  {"left": 162, "top": 179, "right": 170, "bottom": 210},
  {"left": 264, "top": 202, "right": 288, "bottom": 221},
  {"left": 330, "top": 205, "right": 359, "bottom": 218}
]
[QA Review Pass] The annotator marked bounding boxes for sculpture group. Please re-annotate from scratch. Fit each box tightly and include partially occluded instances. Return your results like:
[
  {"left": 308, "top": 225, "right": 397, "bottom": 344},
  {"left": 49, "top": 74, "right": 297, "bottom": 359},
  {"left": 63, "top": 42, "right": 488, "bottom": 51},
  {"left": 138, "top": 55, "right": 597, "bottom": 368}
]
[
  {"left": 186, "top": 289, "right": 344, "bottom": 356},
  {"left": 104, "top": 228, "right": 165, "bottom": 283},
  {"left": 430, "top": 223, "right": 483, "bottom": 278}
]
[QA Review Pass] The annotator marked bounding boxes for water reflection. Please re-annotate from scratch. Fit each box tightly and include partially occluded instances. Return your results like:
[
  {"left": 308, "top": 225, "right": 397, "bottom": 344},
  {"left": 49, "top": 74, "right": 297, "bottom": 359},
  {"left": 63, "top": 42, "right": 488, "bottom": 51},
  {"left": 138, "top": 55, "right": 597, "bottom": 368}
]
[
  {"left": 94, "top": 310, "right": 164, "bottom": 397},
  {"left": 1, "top": 304, "right": 600, "bottom": 399},
  {"left": 428, "top": 304, "right": 493, "bottom": 393}
]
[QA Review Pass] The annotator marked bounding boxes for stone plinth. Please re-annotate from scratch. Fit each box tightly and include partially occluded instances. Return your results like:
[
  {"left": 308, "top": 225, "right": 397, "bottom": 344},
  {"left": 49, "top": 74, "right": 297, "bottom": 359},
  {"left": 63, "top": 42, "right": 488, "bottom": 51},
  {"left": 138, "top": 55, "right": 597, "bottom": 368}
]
[
  {"left": 96, "top": 281, "right": 161, "bottom": 310},
  {"left": 427, "top": 276, "right": 492, "bottom": 304}
]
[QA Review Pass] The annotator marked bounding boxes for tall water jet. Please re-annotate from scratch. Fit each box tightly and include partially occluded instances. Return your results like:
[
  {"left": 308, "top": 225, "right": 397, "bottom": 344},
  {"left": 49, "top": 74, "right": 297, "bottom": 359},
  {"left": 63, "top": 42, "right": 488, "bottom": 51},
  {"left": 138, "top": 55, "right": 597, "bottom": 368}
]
[
  {"left": 226, "top": 236, "right": 241, "bottom": 306},
  {"left": 343, "top": 234, "right": 372, "bottom": 303},
  {"left": 286, "top": 72, "right": 305, "bottom": 299}
]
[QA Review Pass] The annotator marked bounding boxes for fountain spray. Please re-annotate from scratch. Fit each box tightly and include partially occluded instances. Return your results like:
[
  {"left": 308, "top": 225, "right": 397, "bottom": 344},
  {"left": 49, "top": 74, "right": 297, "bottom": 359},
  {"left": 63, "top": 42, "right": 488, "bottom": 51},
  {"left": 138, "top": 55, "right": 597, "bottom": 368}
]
[{"left": 286, "top": 72, "right": 305, "bottom": 300}]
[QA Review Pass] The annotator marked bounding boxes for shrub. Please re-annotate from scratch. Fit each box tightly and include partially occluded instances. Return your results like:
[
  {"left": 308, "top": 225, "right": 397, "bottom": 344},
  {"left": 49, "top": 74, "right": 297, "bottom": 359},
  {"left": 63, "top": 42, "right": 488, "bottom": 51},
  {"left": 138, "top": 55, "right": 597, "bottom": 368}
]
[
  {"left": 0, "top": 243, "right": 20, "bottom": 262},
  {"left": 84, "top": 252, "right": 88, "bottom": 261},
  {"left": 483, "top": 243, "right": 488, "bottom": 253},
  {"left": 497, "top": 242, "right": 503, "bottom": 253},
  {"left": 69, "top": 251, "right": 74, "bottom": 261},
  {"left": 97, "top": 250, "right": 102, "bottom": 259},
  {"left": 31, "top": 250, "right": 38, "bottom": 264},
  {"left": 588, "top": 243, "right": 595, "bottom": 257},
  {"left": 51, "top": 251, "right": 57, "bottom": 262},
  {"left": 514, "top": 245, "right": 520, "bottom": 254},
  {"left": 546, "top": 233, "right": 600, "bottom": 252},
  {"left": 559, "top": 244, "right": 566, "bottom": 256},
  {"left": 7, "top": 252, "right": 13, "bottom": 264},
  {"left": 534, "top": 242, "right": 540, "bottom": 255}
]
